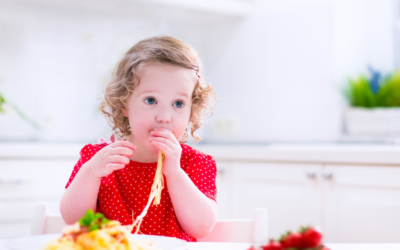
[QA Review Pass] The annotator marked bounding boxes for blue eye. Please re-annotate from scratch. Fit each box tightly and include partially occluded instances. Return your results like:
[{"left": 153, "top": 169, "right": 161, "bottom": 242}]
[
  {"left": 145, "top": 97, "right": 156, "bottom": 105},
  {"left": 173, "top": 100, "right": 184, "bottom": 108}
]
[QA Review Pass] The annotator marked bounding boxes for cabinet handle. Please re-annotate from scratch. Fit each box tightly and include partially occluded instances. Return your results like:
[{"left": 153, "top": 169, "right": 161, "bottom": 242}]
[
  {"left": 306, "top": 172, "right": 316, "bottom": 179},
  {"left": 322, "top": 173, "right": 333, "bottom": 180},
  {"left": 0, "top": 178, "right": 31, "bottom": 185}
]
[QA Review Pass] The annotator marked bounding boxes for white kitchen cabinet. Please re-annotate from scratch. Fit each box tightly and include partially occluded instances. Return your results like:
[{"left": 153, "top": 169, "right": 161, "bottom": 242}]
[
  {"left": 322, "top": 165, "right": 400, "bottom": 243},
  {"left": 215, "top": 161, "right": 400, "bottom": 243},
  {"left": 229, "top": 162, "right": 323, "bottom": 239},
  {"left": 0, "top": 160, "right": 77, "bottom": 200},
  {"left": 215, "top": 160, "right": 231, "bottom": 220},
  {"left": 0, "top": 156, "right": 79, "bottom": 238}
]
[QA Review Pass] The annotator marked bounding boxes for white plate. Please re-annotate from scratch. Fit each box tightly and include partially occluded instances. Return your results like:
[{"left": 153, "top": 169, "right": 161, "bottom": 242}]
[
  {"left": 4, "top": 234, "right": 186, "bottom": 250},
  {"left": 133, "top": 234, "right": 187, "bottom": 250}
]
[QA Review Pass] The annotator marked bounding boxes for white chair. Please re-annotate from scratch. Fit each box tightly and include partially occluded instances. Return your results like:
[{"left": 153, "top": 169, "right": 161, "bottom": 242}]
[
  {"left": 30, "top": 204, "right": 66, "bottom": 235},
  {"left": 198, "top": 208, "right": 268, "bottom": 244},
  {"left": 31, "top": 204, "right": 268, "bottom": 245}
]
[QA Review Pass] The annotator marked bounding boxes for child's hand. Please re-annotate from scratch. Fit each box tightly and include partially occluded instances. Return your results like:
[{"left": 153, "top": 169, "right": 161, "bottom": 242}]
[
  {"left": 86, "top": 140, "right": 136, "bottom": 178},
  {"left": 149, "top": 128, "right": 182, "bottom": 177}
]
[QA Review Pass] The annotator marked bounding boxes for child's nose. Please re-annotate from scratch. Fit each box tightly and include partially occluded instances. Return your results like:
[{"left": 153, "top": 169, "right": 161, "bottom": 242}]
[{"left": 155, "top": 108, "right": 171, "bottom": 124}]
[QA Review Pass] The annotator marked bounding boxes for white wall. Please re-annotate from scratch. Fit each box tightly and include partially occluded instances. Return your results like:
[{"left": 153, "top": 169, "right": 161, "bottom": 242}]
[
  {"left": 0, "top": 0, "right": 397, "bottom": 143},
  {"left": 0, "top": 1, "right": 210, "bottom": 142},
  {"left": 199, "top": 0, "right": 397, "bottom": 143},
  {"left": 334, "top": 0, "right": 395, "bottom": 80},
  {"left": 0, "top": 2, "right": 138, "bottom": 141}
]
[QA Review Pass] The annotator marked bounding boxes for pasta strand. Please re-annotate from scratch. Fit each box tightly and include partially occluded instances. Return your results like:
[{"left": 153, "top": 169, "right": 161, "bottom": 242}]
[{"left": 130, "top": 150, "right": 164, "bottom": 234}]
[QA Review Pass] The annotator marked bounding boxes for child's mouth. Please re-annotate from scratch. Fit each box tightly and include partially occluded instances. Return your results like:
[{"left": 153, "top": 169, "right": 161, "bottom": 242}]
[{"left": 150, "top": 128, "right": 169, "bottom": 133}]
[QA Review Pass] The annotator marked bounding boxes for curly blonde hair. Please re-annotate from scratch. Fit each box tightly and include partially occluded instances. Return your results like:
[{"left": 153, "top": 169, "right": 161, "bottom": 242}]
[{"left": 99, "top": 36, "right": 216, "bottom": 143}]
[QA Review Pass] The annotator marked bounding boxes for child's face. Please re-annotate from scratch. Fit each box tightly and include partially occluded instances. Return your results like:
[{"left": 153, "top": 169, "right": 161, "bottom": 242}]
[{"left": 123, "top": 63, "right": 196, "bottom": 154}]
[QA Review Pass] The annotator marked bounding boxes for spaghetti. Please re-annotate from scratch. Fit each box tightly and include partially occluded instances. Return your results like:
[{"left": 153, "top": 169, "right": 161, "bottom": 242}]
[
  {"left": 44, "top": 217, "right": 158, "bottom": 250},
  {"left": 131, "top": 150, "right": 165, "bottom": 233}
]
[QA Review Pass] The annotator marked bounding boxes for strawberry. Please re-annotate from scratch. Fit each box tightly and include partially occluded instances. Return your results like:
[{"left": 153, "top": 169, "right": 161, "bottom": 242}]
[
  {"left": 280, "top": 231, "right": 303, "bottom": 249},
  {"left": 247, "top": 245, "right": 258, "bottom": 250},
  {"left": 299, "top": 227, "right": 323, "bottom": 248},
  {"left": 261, "top": 240, "right": 283, "bottom": 250}
]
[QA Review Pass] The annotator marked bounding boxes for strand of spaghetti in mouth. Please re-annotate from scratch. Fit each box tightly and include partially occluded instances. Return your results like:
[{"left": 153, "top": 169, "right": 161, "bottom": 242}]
[{"left": 130, "top": 150, "right": 165, "bottom": 234}]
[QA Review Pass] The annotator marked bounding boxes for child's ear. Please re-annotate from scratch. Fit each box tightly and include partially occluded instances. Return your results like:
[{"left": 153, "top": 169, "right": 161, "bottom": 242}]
[{"left": 122, "top": 105, "right": 128, "bottom": 117}]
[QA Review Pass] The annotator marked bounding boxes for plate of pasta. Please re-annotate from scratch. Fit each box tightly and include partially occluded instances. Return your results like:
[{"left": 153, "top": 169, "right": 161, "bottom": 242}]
[
  {"left": 4, "top": 210, "right": 186, "bottom": 250},
  {"left": 4, "top": 234, "right": 186, "bottom": 250}
]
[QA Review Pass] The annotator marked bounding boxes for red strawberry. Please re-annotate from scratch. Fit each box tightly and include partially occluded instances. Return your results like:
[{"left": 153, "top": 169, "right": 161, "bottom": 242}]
[
  {"left": 300, "top": 227, "right": 323, "bottom": 248},
  {"left": 280, "top": 232, "right": 303, "bottom": 249},
  {"left": 247, "top": 246, "right": 257, "bottom": 250},
  {"left": 261, "top": 240, "right": 283, "bottom": 250}
]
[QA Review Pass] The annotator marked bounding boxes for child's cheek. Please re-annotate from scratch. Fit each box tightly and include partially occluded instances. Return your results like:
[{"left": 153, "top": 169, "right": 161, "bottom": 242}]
[
  {"left": 137, "top": 121, "right": 151, "bottom": 139},
  {"left": 129, "top": 114, "right": 150, "bottom": 140},
  {"left": 175, "top": 118, "right": 189, "bottom": 141}
]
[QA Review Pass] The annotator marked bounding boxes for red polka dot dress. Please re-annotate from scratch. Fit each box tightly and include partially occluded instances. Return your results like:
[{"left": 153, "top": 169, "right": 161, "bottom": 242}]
[{"left": 65, "top": 142, "right": 217, "bottom": 242}]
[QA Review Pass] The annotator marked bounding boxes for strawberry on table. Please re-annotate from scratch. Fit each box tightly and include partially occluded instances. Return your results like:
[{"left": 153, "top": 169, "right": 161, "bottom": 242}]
[
  {"left": 299, "top": 227, "right": 323, "bottom": 248},
  {"left": 261, "top": 239, "right": 283, "bottom": 250},
  {"left": 280, "top": 231, "right": 303, "bottom": 249}
]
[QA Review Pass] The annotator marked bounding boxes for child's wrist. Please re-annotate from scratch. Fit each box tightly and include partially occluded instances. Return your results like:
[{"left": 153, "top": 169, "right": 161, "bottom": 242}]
[
  {"left": 164, "top": 167, "right": 183, "bottom": 179},
  {"left": 81, "top": 162, "right": 102, "bottom": 181}
]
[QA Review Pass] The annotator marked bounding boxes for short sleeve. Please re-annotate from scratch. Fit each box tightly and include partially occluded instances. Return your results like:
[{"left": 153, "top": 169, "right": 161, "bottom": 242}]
[
  {"left": 186, "top": 153, "right": 217, "bottom": 202},
  {"left": 65, "top": 144, "right": 101, "bottom": 189}
]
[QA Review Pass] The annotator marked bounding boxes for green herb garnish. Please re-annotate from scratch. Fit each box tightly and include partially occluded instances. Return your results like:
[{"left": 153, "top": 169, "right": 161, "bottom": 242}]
[{"left": 78, "top": 209, "right": 110, "bottom": 232}]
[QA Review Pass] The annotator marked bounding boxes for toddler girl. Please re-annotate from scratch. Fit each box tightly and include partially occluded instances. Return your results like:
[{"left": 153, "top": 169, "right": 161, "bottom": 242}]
[{"left": 60, "top": 36, "right": 218, "bottom": 242}]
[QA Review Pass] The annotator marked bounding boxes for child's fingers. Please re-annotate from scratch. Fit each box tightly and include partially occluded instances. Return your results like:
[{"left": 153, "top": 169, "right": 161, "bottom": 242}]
[
  {"left": 150, "top": 129, "right": 179, "bottom": 144},
  {"left": 151, "top": 141, "right": 172, "bottom": 153},
  {"left": 109, "top": 147, "right": 134, "bottom": 157},
  {"left": 111, "top": 140, "right": 137, "bottom": 150},
  {"left": 108, "top": 155, "right": 130, "bottom": 165},
  {"left": 149, "top": 137, "right": 175, "bottom": 150},
  {"left": 106, "top": 163, "right": 125, "bottom": 172},
  {"left": 151, "top": 129, "right": 173, "bottom": 138}
]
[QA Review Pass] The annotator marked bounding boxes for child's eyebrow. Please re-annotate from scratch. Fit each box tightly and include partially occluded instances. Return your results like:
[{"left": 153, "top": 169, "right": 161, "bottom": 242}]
[
  {"left": 138, "top": 90, "right": 158, "bottom": 96},
  {"left": 177, "top": 92, "right": 190, "bottom": 98},
  {"left": 139, "top": 90, "right": 190, "bottom": 98}
]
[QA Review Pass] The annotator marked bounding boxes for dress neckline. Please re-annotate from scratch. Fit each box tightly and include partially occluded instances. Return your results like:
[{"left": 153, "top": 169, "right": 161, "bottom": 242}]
[{"left": 126, "top": 160, "right": 157, "bottom": 167}]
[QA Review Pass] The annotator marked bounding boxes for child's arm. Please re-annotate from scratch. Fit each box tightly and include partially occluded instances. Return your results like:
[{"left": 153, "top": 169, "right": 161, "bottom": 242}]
[
  {"left": 150, "top": 129, "right": 217, "bottom": 238},
  {"left": 60, "top": 141, "right": 136, "bottom": 224},
  {"left": 60, "top": 161, "right": 101, "bottom": 224},
  {"left": 164, "top": 168, "right": 218, "bottom": 238}
]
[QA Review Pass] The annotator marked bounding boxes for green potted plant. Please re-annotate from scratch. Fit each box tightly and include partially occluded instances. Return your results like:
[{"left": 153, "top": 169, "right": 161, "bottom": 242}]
[
  {"left": 0, "top": 92, "right": 41, "bottom": 132},
  {"left": 343, "top": 66, "right": 400, "bottom": 136}
]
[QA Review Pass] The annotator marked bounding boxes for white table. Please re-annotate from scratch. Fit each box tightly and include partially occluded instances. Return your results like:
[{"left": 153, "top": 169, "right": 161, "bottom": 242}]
[
  {"left": 186, "top": 243, "right": 400, "bottom": 250},
  {"left": 1, "top": 239, "right": 399, "bottom": 250}
]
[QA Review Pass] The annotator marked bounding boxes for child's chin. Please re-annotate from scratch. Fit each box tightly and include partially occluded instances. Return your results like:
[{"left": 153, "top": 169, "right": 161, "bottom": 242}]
[{"left": 148, "top": 143, "right": 160, "bottom": 154}]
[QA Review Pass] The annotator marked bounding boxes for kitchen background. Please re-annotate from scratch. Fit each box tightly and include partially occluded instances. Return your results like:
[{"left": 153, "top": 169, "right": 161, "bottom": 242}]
[
  {"left": 1, "top": 0, "right": 397, "bottom": 143},
  {"left": 1, "top": 0, "right": 400, "bottom": 244}
]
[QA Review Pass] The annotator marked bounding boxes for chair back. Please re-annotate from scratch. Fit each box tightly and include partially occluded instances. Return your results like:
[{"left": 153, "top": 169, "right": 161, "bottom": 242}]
[
  {"left": 30, "top": 204, "right": 66, "bottom": 235},
  {"left": 198, "top": 208, "right": 268, "bottom": 244},
  {"left": 197, "top": 219, "right": 253, "bottom": 242}
]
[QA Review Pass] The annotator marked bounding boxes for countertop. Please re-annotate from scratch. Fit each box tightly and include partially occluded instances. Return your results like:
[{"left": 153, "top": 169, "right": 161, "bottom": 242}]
[{"left": 1, "top": 142, "right": 400, "bottom": 165}]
